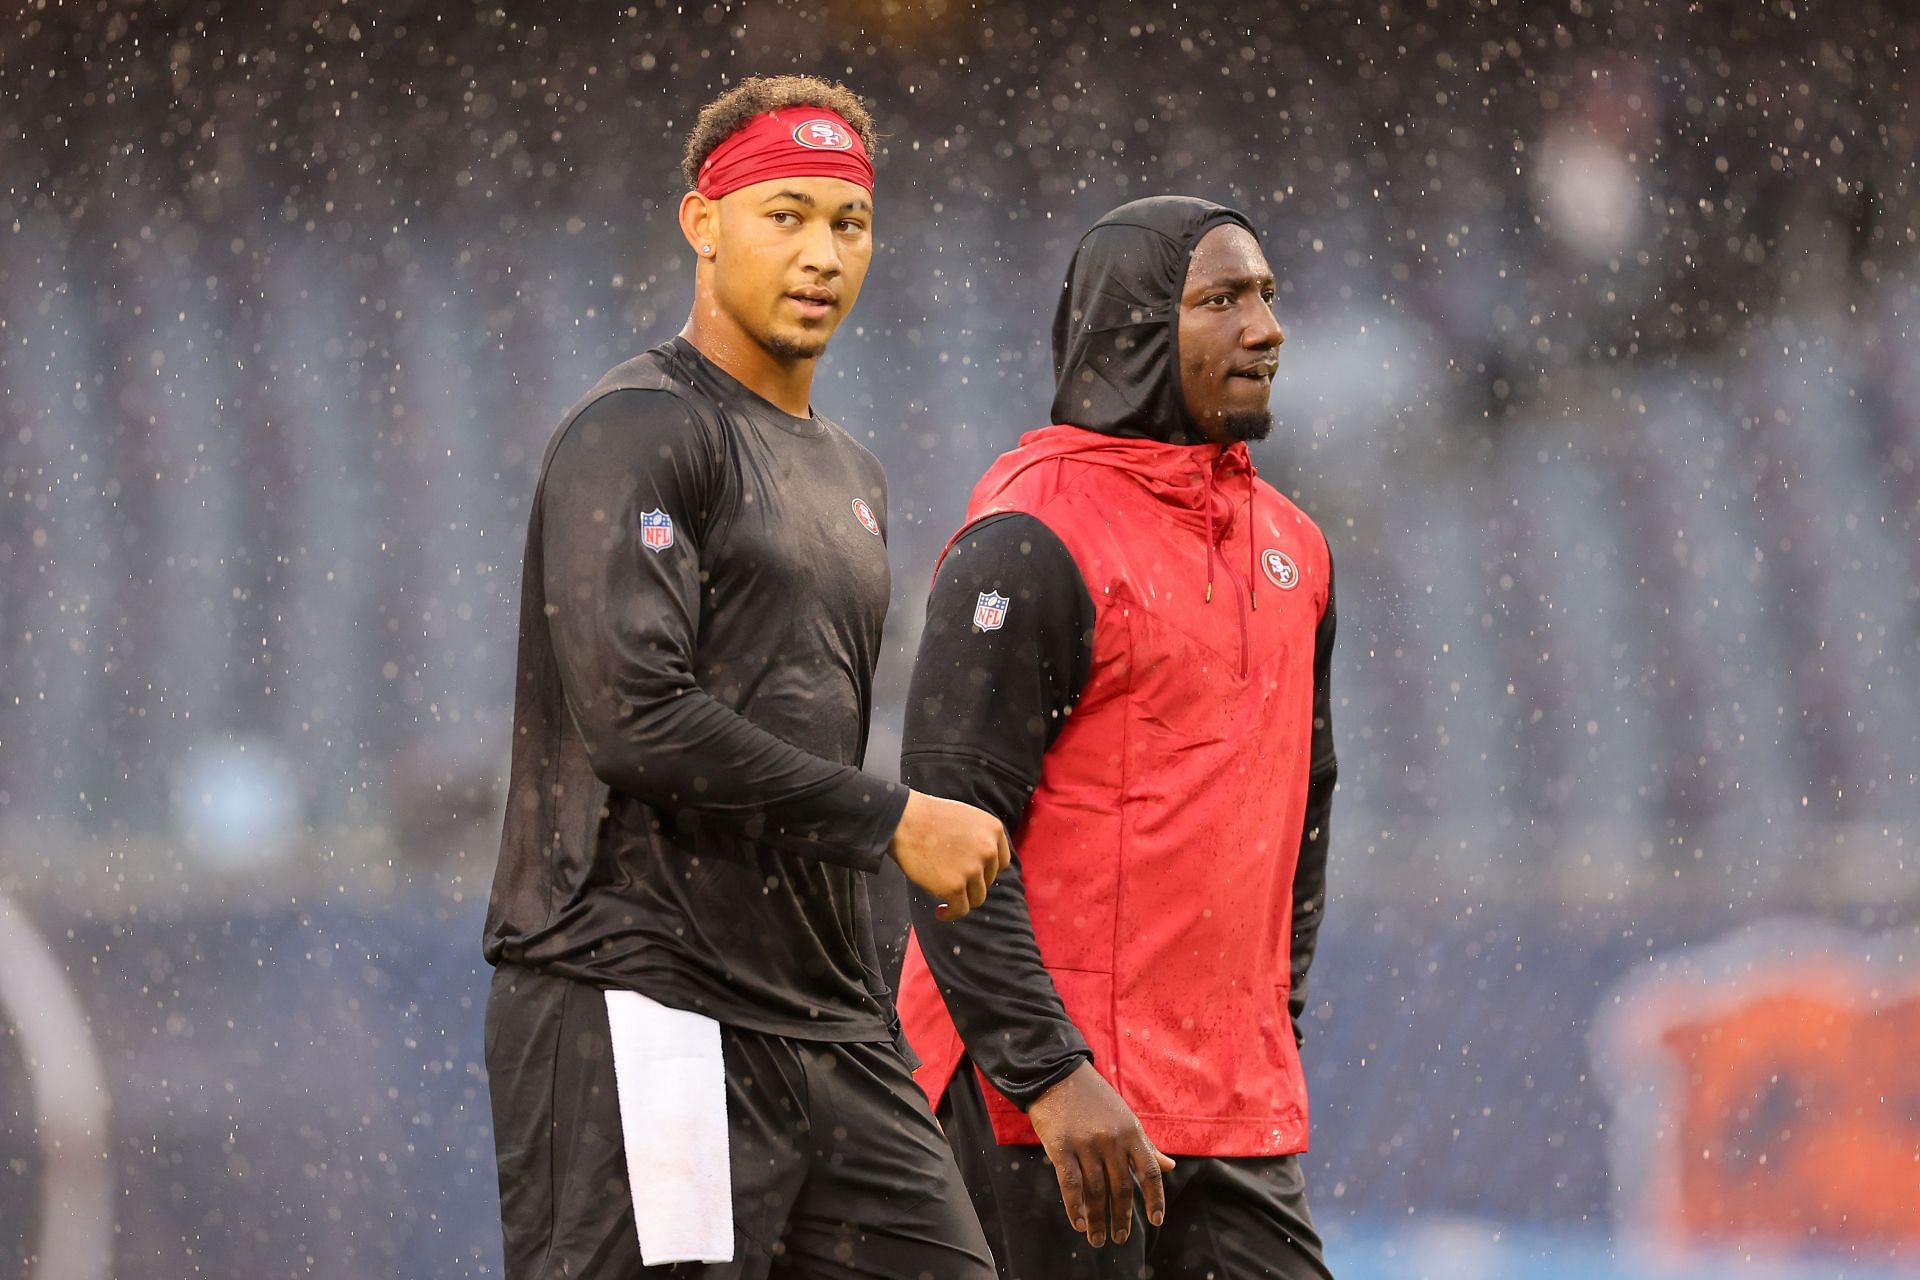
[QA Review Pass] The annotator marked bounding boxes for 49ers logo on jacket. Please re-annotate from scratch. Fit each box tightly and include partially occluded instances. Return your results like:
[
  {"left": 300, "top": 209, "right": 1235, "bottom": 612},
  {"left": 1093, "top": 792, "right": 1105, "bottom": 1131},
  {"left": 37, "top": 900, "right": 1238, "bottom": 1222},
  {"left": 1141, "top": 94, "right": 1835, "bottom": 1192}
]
[
  {"left": 1261, "top": 548, "right": 1298, "bottom": 590},
  {"left": 640, "top": 509, "right": 675, "bottom": 552},
  {"left": 851, "top": 497, "right": 881, "bottom": 536},
  {"left": 793, "top": 119, "right": 854, "bottom": 151},
  {"left": 973, "top": 591, "right": 1009, "bottom": 632}
]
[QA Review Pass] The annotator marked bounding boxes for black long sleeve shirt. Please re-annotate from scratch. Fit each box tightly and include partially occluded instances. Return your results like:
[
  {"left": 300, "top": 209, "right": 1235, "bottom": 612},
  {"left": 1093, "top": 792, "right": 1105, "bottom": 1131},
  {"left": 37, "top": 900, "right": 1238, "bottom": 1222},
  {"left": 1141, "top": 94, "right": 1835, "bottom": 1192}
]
[
  {"left": 903, "top": 512, "right": 1338, "bottom": 1106},
  {"left": 483, "top": 338, "right": 909, "bottom": 1041}
]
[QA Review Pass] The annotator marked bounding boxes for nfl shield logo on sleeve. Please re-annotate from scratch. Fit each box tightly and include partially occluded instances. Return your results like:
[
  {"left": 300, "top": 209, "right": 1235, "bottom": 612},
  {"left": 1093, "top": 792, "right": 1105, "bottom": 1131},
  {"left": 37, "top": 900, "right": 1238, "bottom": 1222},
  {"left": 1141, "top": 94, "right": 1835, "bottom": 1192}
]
[
  {"left": 640, "top": 509, "right": 675, "bottom": 553},
  {"left": 973, "top": 591, "right": 1009, "bottom": 632}
]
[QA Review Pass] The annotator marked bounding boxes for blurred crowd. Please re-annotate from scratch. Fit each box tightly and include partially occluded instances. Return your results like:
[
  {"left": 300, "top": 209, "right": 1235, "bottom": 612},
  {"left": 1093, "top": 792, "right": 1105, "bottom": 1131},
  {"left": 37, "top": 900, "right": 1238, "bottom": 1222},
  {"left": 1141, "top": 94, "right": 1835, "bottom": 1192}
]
[{"left": 3, "top": 0, "right": 1916, "bottom": 910}]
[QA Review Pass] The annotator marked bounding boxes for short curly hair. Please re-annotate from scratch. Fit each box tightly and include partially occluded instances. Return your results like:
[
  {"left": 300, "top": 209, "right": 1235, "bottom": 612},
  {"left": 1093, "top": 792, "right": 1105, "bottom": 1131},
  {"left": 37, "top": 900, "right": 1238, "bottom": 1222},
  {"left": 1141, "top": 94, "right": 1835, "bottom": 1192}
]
[{"left": 681, "top": 75, "right": 877, "bottom": 191}]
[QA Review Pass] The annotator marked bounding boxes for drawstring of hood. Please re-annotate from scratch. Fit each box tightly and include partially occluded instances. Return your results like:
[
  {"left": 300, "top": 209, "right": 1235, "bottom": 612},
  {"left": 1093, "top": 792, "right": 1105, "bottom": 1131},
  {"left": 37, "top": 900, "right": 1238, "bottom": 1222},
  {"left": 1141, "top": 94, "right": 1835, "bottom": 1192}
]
[
  {"left": 1205, "top": 467, "right": 1218, "bottom": 603},
  {"left": 1201, "top": 448, "right": 1261, "bottom": 679},
  {"left": 1248, "top": 473, "right": 1259, "bottom": 613},
  {"left": 1201, "top": 450, "right": 1261, "bottom": 615}
]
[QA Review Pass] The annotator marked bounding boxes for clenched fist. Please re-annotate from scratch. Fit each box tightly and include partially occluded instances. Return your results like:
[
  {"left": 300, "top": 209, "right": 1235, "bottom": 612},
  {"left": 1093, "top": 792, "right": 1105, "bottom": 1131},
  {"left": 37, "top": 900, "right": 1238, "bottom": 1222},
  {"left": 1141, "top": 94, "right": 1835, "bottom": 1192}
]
[{"left": 887, "top": 790, "right": 1012, "bottom": 921}]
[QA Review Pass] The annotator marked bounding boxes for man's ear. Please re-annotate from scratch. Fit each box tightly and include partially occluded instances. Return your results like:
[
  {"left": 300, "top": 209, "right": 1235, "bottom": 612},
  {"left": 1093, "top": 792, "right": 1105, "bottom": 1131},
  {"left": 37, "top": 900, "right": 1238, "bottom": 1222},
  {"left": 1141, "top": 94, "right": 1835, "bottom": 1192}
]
[{"left": 678, "top": 191, "right": 718, "bottom": 260}]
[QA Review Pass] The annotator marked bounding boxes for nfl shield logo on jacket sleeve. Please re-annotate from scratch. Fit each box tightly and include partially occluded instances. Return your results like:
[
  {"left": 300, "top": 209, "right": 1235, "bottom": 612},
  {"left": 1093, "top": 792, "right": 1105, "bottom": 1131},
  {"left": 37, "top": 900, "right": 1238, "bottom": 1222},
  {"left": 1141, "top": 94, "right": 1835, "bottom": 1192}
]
[
  {"left": 640, "top": 509, "right": 675, "bottom": 553},
  {"left": 973, "top": 591, "right": 1009, "bottom": 632}
]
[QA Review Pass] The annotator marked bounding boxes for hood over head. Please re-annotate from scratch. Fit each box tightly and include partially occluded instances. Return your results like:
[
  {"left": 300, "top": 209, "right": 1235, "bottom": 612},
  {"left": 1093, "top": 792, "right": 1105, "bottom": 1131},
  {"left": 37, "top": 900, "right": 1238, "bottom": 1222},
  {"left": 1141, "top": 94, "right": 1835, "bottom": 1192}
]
[{"left": 1049, "top": 195, "right": 1257, "bottom": 444}]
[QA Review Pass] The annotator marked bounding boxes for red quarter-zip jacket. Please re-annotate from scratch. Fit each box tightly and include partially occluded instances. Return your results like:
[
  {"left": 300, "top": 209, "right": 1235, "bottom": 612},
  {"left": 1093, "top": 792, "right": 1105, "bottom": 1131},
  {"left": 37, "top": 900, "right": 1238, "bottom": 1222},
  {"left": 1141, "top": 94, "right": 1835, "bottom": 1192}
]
[{"left": 895, "top": 421, "right": 1337, "bottom": 1156}]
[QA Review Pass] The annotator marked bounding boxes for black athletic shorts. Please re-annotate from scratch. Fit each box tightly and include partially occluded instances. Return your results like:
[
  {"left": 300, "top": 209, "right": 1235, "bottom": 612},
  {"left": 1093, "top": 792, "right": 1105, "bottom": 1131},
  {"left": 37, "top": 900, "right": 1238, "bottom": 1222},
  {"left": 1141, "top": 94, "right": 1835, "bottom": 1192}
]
[
  {"left": 937, "top": 1064, "right": 1335, "bottom": 1280},
  {"left": 485, "top": 965, "right": 995, "bottom": 1279}
]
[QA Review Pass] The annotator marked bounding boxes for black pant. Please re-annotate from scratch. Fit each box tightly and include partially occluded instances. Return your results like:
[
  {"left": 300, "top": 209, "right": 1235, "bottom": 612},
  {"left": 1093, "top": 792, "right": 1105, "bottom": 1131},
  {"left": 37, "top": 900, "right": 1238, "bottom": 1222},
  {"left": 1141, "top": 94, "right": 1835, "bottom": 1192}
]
[
  {"left": 936, "top": 1065, "right": 1335, "bottom": 1280},
  {"left": 485, "top": 965, "right": 995, "bottom": 1279}
]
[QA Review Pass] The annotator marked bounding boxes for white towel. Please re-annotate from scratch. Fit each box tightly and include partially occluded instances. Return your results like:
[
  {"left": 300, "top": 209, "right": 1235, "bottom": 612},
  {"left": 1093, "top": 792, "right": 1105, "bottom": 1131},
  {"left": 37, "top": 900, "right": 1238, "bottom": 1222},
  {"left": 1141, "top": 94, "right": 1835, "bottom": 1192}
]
[{"left": 603, "top": 989, "right": 735, "bottom": 1265}]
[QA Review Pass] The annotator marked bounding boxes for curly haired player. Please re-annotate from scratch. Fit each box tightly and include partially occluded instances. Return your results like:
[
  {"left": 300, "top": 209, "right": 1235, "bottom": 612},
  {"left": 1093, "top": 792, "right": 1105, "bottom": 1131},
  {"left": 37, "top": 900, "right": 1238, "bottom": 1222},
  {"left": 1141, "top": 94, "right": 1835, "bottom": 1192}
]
[{"left": 482, "top": 76, "right": 1003, "bottom": 1279}]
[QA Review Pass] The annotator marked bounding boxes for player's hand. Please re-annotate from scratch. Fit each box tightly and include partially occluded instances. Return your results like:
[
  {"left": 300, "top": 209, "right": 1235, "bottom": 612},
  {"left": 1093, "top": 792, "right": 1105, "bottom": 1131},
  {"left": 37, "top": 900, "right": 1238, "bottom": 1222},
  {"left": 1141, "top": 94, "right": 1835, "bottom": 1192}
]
[
  {"left": 886, "top": 789, "right": 1011, "bottom": 921},
  {"left": 1027, "top": 1061, "right": 1175, "bottom": 1248}
]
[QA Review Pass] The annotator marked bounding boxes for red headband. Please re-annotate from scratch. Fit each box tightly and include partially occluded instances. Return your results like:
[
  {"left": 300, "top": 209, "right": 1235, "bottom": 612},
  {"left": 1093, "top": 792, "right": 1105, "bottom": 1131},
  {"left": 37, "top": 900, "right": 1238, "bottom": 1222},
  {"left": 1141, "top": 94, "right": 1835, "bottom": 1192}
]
[{"left": 695, "top": 108, "right": 875, "bottom": 201}]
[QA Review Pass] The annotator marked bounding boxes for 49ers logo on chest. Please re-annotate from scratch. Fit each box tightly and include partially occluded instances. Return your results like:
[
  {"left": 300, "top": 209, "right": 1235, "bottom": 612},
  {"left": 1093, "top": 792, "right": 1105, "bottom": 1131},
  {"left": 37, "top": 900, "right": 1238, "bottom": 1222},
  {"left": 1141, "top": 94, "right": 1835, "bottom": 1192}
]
[
  {"left": 1261, "top": 548, "right": 1299, "bottom": 590},
  {"left": 851, "top": 497, "right": 881, "bottom": 536}
]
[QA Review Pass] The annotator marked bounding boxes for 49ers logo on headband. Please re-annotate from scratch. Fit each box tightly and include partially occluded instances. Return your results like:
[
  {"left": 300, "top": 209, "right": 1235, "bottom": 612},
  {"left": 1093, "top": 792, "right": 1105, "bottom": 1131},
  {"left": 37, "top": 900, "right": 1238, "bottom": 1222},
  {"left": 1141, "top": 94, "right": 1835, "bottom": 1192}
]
[
  {"left": 793, "top": 119, "right": 854, "bottom": 151},
  {"left": 696, "top": 108, "right": 874, "bottom": 201}
]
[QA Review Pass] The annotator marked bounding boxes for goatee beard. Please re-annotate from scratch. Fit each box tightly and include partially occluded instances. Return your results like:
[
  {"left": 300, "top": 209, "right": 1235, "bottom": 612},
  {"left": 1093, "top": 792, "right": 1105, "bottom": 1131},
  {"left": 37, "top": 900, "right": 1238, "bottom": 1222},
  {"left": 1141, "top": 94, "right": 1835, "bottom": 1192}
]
[
  {"left": 765, "top": 331, "right": 829, "bottom": 361},
  {"left": 1219, "top": 408, "right": 1274, "bottom": 442}
]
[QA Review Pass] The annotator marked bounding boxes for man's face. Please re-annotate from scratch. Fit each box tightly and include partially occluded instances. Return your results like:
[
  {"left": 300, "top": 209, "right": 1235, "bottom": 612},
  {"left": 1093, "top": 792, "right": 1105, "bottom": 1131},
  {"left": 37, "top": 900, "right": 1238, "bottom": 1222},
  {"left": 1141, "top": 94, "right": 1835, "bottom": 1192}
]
[
  {"left": 708, "top": 175, "right": 874, "bottom": 361},
  {"left": 1177, "top": 224, "right": 1284, "bottom": 444}
]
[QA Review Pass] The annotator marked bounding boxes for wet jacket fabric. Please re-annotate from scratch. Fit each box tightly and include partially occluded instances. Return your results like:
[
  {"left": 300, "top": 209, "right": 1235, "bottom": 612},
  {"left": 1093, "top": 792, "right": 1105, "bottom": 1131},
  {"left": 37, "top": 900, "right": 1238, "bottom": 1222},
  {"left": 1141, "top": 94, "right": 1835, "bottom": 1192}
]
[
  {"left": 894, "top": 197, "right": 1339, "bottom": 1156},
  {"left": 483, "top": 337, "right": 909, "bottom": 1042}
]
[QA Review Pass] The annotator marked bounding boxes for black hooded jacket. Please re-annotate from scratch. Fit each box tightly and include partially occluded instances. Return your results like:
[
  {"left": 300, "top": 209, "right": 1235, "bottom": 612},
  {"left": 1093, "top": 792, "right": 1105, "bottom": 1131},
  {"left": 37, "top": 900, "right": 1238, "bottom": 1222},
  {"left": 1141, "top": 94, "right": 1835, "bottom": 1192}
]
[
  {"left": 1049, "top": 196, "right": 1255, "bottom": 443},
  {"left": 902, "top": 197, "right": 1339, "bottom": 1108}
]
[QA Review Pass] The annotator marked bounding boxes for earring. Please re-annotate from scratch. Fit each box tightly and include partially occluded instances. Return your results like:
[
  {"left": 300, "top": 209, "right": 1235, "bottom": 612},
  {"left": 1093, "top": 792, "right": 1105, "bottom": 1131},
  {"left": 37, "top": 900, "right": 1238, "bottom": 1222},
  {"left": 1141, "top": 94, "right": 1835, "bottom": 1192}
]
[{"left": 701, "top": 244, "right": 712, "bottom": 256}]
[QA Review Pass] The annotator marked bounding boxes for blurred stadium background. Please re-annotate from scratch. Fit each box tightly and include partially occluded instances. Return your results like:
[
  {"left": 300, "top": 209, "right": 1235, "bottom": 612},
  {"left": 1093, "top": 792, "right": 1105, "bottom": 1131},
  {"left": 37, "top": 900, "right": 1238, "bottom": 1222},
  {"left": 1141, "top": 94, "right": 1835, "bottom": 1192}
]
[{"left": 2, "top": 1, "right": 1916, "bottom": 1276}]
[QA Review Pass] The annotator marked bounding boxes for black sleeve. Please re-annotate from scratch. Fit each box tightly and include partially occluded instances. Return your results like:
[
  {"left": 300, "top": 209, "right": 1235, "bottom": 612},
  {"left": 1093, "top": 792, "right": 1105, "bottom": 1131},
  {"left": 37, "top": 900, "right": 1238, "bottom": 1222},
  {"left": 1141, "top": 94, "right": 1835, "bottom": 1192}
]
[
  {"left": 901, "top": 512, "right": 1096, "bottom": 1108},
  {"left": 540, "top": 389, "right": 907, "bottom": 874},
  {"left": 1289, "top": 554, "right": 1338, "bottom": 1049}
]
